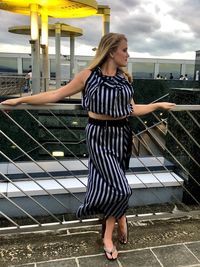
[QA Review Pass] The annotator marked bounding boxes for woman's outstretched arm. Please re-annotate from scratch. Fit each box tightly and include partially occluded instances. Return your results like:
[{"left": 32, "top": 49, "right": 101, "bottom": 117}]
[
  {"left": 131, "top": 99, "right": 176, "bottom": 116},
  {"left": 1, "top": 69, "right": 91, "bottom": 106}
]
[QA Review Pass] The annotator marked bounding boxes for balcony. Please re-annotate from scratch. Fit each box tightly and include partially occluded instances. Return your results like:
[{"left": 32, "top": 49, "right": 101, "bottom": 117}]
[{"left": 0, "top": 87, "right": 200, "bottom": 266}]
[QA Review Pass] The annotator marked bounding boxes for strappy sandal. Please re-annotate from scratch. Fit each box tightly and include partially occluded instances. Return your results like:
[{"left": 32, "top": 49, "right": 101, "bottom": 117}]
[
  {"left": 104, "top": 246, "right": 117, "bottom": 260},
  {"left": 118, "top": 217, "right": 128, "bottom": 244}
]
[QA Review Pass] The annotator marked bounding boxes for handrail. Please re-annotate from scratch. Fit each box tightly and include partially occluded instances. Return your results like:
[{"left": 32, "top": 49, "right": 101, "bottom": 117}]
[
  {"left": 172, "top": 105, "right": 200, "bottom": 111},
  {"left": 0, "top": 103, "right": 81, "bottom": 110},
  {"left": 0, "top": 103, "right": 200, "bottom": 111}
]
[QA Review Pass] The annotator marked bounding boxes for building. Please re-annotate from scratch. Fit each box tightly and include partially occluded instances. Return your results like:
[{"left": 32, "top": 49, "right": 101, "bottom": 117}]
[{"left": 0, "top": 52, "right": 195, "bottom": 81}]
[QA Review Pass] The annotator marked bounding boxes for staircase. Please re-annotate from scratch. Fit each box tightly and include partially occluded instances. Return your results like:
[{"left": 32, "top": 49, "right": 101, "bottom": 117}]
[{"left": 132, "top": 121, "right": 167, "bottom": 156}]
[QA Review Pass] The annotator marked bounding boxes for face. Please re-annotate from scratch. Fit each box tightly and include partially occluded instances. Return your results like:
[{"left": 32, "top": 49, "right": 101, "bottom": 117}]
[{"left": 111, "top": 39, "right": 129, "bottom": 67}]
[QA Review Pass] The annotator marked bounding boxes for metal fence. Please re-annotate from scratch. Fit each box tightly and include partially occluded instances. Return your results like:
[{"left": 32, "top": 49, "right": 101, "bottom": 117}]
[
  {"left": 0, "top": 102, "right": 199, "bottom": 233},
  {"left": 0, "top": 76, "right": 80, "bottom": 100},
  {"left": 0, "top": 75, "right": 27, "bottom": 96}
]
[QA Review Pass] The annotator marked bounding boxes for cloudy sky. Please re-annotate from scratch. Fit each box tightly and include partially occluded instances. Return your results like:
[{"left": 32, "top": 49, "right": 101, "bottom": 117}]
[{"left": 0, "top": 0, "right": 199, "bottom": 59}]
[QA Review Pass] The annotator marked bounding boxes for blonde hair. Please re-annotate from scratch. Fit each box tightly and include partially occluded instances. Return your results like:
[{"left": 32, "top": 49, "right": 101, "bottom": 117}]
[{"left": 88, "top": 33, "right": 132, "bottom": 83}]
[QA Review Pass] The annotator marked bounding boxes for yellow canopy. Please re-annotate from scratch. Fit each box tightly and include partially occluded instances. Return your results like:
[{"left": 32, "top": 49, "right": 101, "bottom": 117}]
[{"left": 0, "top": 0, "right": 98, "bottom": 18}]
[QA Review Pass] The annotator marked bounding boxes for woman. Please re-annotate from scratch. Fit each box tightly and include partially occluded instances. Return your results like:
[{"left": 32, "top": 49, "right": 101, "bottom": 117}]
[{"left": 1, "top": 33, "right": 175, "bottom": 260}]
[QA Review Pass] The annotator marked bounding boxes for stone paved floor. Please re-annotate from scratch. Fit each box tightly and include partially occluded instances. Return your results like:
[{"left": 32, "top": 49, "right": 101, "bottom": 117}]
[
  {"left": 1, "top": 214, "right": 200, "bottom": 267},
  {"left": 8, "top": 241, "right": 200, "bottom": 267}
]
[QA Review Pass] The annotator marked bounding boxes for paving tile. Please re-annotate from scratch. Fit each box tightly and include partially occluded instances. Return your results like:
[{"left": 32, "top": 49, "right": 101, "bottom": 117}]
[
  {"left": 152, "top": 244, "right": 199, "bottom": 267},
  {"left": 118, "top": 249, "right": 161, "bottom": 267},
  {"left": 8, "top": 265, "right": 35, "bottom": 267},
  {"left": 186, "top": 241, "right": 200, "bottom": 261},
  {"left": 78, "top": 255, "right": 119, "bottom": 267},
  {"left": 36, "top": 258, "right": 77, "bottom": 267}
]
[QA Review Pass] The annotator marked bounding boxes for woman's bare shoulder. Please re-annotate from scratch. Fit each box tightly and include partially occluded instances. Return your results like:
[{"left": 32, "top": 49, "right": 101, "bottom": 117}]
[
  {"left": 76, "top": 68, "right": 91, "bottom": 80},
  {"left": 72, "top": 68, "right": 91, "bottom": 87}
]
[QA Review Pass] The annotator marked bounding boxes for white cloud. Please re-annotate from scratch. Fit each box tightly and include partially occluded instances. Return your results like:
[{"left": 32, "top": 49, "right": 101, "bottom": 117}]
[
  {"left": 0, "top": 43, "right": 31, "bottom": 53},
  {"left": 0, "top": 0, "right": 199, "bottom": 59}
]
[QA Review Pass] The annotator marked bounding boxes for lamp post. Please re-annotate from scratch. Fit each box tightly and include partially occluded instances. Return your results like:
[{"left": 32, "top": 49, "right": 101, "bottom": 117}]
[
  {"left": 97, "top": 5, "right": 110, "bottom": 35},
  {"left": 55, "top": 23, "right": 61, "bottom": 89},
  {"left": 30, "top": 3, "right": 40, "bottom": 94},
  {"left": 0, "top": 0, "right": 98, "bottom": 94},
  {"left": 9, "top": 24, "right": 83, "bottom": 90},
  {"left": 41, "top": 10, "right": 49, "bottom": 91}
]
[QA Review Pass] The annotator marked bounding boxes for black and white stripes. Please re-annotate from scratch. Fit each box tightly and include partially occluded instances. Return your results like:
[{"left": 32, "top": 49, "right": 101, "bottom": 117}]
[
  {"left": 82, "top": 67, "right": 134, "bottom": 118},
  {"left": 77, "top": 67, "right": 134, "bottom": 219},
  {"left": 76, "top": 122, "right": 132, "bottom": 219}
]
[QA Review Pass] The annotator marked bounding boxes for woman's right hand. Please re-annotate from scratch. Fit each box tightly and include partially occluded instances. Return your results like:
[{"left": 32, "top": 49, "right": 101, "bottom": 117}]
[{"left": 1, "top": 98, "right": 21, "bottom": 106}]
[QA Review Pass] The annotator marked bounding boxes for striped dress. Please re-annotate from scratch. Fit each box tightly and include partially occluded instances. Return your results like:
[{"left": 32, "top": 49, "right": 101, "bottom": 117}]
[{"left": 76, "top": 67, "right": 134, "bottom": 219}]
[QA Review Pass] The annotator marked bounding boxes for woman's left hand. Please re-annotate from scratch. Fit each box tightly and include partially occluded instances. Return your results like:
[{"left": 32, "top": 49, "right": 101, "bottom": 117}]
[{"left": 157, "top": 102, "right": 176, "bottom": 110}]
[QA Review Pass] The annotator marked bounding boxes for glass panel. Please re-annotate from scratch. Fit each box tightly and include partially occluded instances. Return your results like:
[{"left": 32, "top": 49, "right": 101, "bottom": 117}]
[
  {"left": 22, "top": 58, "right": 32, "bottom": 73},
  {"left": 77, "top": 60, "right": 91, "bottom": 72},
  {"left": 185, "top": 64, "right": 195, "bottom": 80},
  {"left": 159, "top": 63, "right": 181, "bottom": 79},
  {"left": 132, "top": 62, "right": 154, "bottom": 79},
  {"left": 60, "top": 59, "right": 70, "bottom": 81},
  {"left": 50, "top": 59, "right": 56, "bottom": 78},
  {"left": 0, "top": 57, "right": 18, "bottom": 73}
]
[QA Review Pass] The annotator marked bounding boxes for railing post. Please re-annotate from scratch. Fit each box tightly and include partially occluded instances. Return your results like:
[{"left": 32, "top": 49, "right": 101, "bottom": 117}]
[{"left": 166, "top": 88, "right": 200, "bottom": 204}]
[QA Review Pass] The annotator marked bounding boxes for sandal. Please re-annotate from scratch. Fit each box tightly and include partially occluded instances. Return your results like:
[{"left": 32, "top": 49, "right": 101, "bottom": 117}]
[
  {"left": 118, "top": 217, "right": 128, "bottom": 244},
  {"left": 104, "top": 246, "right": 117, "bottom": 260}
]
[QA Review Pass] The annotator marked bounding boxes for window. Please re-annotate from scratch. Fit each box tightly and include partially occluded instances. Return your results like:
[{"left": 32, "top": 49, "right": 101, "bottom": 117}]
[
  {"left": 0, "top": 57, "right": 17, "bottom": 73},
  {"left": 132, "top": 62, "right": 154, "bottom": 79},
  {"left": 22, "top": 58, "right": 32, "bottom": 73},
  {"left": 77, "top": 60, "right": 91, "bottom": 72},
  {"left": 50, "top": 59, "right": 56, "bottom": 78},
  {"left": 185, "top": 64, "right": 195, "bottom": 80},
  {"left": 159, "top": 63, "right": 181, "bottom": 79}
]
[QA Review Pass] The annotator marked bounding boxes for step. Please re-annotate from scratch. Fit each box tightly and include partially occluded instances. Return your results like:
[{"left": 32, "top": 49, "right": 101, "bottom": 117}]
[
  {"left": 0, "top": 171, "right": 183, "bottom": 198},
  {"left": 0, "top": 156, "right": 174, "bottom": 180}
]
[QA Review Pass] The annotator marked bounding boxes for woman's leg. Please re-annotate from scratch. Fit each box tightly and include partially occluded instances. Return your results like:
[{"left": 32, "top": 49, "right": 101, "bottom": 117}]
[
  {"left": 117, "top": 214, "right": 128, "bottom": 244},
  {"left": 103, "top": 216, "right": 118, "bottom": 260}
]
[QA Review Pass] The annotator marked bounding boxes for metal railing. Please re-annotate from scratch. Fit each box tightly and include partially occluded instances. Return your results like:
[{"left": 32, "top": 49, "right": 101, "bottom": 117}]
[
  {"left": 132, "top": 105, "right": 200, "bottom": 205},
  {"left": 0, "top": 76, "right": 72, "bottom": 97},
  {"left": 0, "top": 75, "right": 28, "bottom": 96},
  {"left": 0, "top": 102, "right": 200, "bottom": 233}
]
